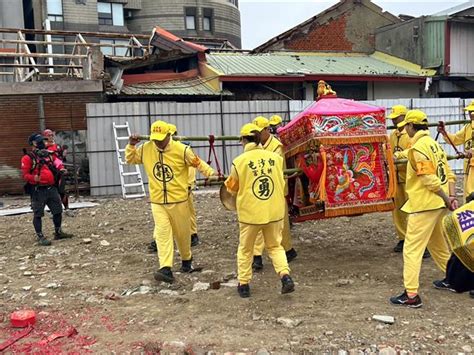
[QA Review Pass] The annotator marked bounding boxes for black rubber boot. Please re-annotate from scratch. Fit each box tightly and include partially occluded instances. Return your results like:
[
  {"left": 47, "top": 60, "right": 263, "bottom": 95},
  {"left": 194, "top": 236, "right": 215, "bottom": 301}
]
[
  {"left": 281, "top": 275, "right": 295, "bottom": 294},
  {"left": 180, "top": 259, "right": 193, "bottom": 273},
  {"left": 238, "top": 283, "right": 250, "bottom": 298},
  {"left": 154, "top": 267, "right": 174, "bottom": 283},
  {"left": 191, "top": 234, "right": 199, "bottom": 247},
  {"left": 252, "top": 255, "right": 263, "bottom": 271}
]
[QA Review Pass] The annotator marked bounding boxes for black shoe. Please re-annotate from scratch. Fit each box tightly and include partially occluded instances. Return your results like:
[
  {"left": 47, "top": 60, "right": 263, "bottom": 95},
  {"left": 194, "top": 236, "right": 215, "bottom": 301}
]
[
  {"left": 37, "top": 236, "right": 51, "bottom": 246},
  {"left": 237, "top": 283, "right": 250, "bottom": 298},
  {"left": 433, "top": 279, "right": 456, "bottom": 292},
  {"left": 281, "top": 275, "right": 295, "bottom": 294},
  {"left": 252, "top": 255, "right": 263, "bottom": 271},
  {"left": 393, "top": 240, "right": 404, "bottom": 253},
  {"left": 154, "top": 267, "right": 174, "bottom": 283},
  {"left": 285, "top": 248, "right": 298, "bottom": 263},
  {"left": 389, "top": 290, "right": 423, "bottom": 308},
  {"left": 470, "top": 290, "right": 474, "bottom": 299},
  {"left": 54, "top": 230, "right": 73, "bottom": 240},
  {"left": 180, "top": 259, "right": 193, "bottom": 273},
  {"left": 423, "top": 249, "right": 431, "bottom": 259},
  {"left": 148, "top": 240, "right": 157, "bottom": 253},
  {"left": 191, "top": 234, "right": 199, "bottom": 247}
]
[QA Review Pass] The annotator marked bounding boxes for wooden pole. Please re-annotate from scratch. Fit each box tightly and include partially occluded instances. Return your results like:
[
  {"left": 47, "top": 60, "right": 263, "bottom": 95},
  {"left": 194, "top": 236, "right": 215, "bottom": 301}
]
[
  {"left": 388, "top": 119, "right": 469, "bottom": 130},
  {"left": 138, "top": 135, "right": 240, "bottom": 141}
]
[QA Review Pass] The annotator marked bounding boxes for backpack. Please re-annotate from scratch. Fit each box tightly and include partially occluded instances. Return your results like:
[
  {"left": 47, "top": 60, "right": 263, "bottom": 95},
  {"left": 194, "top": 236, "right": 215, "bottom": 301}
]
[{"left": 23, "top": 150, "right": 62, "bottom": 195}]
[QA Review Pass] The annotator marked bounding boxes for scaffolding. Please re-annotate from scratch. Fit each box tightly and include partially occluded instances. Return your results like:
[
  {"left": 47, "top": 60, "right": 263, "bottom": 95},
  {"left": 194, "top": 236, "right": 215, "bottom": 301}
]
[{"left": 0, "top": 27, "right": 150, "bottom": 82}]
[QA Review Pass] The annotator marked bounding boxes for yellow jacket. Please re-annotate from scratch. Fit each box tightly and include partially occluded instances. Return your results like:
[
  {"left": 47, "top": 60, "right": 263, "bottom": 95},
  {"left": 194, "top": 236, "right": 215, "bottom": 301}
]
[
  {"left": 402, "top": 131, "right": 456, "bottom": 214},
  {"left": 125, "top": 139, "right": 214, "bottom": 204},
  {"left": 225, "top": 143, "right": 285, "bottom": 225},
  {"left": 445, "top": 122, "right": 474, "bottom": 174},
  {"left": 188, "top": 167, "right": 196, "bottom": 189},
  {"left": 389, "top": 128, "right": 411, "bottom": 183},
  {"left": 263, "top": 134, "right": 288, "bottom": 195}
]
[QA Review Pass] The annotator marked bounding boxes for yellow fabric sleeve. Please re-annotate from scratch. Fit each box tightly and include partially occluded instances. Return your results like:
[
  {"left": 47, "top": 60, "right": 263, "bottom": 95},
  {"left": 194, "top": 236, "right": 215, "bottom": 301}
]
[
  {"left": 185, "top": 147, "right": 215, "bottom": 177},
  {"left": 224, "top": 165, "right": 239, "bottom": 195},
  {"left": 445, "top": 126, "right": 466, "bottom": 146},
  {"left": 394, "top": 148, "right": 409, "bottom": 160},
  {"left": 125, "top": 144, "right": 143, "bottom": 165},
  {"left": 446, "top": 163, "right": 456, "bottom": 183},
  {"left": 411, "top": 150, "right": 441, "bottom": 191}
]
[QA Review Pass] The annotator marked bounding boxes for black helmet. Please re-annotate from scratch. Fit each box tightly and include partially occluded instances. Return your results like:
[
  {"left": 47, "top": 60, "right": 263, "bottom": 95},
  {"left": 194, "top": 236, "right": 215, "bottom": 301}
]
[{"left": 28, "top": 133, "right": 44, "bottom": 145}]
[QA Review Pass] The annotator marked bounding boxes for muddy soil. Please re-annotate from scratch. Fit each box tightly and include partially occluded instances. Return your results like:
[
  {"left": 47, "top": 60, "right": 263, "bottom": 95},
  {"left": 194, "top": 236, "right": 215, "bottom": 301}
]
[{"left": 0, "top": 191, "right": 472, "bottom": 353}]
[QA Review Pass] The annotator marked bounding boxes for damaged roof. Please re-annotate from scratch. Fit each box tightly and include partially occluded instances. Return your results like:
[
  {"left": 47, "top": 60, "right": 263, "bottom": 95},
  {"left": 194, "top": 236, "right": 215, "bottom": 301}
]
[
  {"left": 207, "top": 51, "right": 436, "bottom": 80},
  {"left": 118, "top": 77, "right": 231, "bottom": 96}
]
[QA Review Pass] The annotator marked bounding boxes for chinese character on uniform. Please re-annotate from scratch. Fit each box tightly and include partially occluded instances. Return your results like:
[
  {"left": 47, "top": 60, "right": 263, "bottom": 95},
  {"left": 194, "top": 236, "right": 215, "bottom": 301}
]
[{"left": 258, "top": 177, "right": 271, "bottom": 198}]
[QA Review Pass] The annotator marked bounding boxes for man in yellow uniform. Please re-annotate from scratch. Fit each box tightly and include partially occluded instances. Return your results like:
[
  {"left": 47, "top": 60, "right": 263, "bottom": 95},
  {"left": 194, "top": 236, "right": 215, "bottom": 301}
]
[
  {"left": 146, "top": 123, "right": 200, "bottom": 252},
  {"left": 438, "top": 100, "right": 474, "bottom": 198},
  {"left": 127, "top": 120, "right": 216, "bottom": 283},
  {"left": 225, "top": 123, "right": 295, "bottom": 298},
  {"left": 269, "top": 115, "right": 283, "bottom": 135},
  {"left": 168, "top": 123, "right": 200, "bottom": 246},
  {"left": 388, "top": 105, "right": 410, "bottom": 253},
  {"left": 251, "top": 116, "right": 296, "bottom": 271},
  {"left": 390, "top": 110, "right": 457, "bottom": 308}
]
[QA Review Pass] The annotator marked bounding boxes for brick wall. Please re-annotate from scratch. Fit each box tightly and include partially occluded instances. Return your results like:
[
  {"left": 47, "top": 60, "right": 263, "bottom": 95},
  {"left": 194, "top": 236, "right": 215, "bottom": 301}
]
[
  {"left": 260, "top": 2, "right": 400, "bottom": 53},
  {"left": 0, "top": 92, "right": 103, "bottom": 194},
  {"left": 286, "top": 15, "right": 353, "bottom": 51}
]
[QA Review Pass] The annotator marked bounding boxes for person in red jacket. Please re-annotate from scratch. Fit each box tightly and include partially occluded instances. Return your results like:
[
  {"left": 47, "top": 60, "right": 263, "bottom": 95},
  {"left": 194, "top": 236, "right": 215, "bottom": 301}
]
[
  {"left": 21, "top": 133, "right": 73, "bottom": 246},
  {"left": 43, "top": 129, "right": 70, "bottom": 211}
]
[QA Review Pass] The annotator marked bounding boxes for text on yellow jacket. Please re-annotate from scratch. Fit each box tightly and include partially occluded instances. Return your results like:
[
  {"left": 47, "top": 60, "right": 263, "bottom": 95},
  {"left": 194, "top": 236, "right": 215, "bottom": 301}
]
[
  {"left": 402, "top": 130, "right": 456, "bottom": 214},
  {"left": 125, "top": 139, "right": 214, "bottom": 204},
  {"left": 225, "top": 143, "right": 285, "bottom": 225}
]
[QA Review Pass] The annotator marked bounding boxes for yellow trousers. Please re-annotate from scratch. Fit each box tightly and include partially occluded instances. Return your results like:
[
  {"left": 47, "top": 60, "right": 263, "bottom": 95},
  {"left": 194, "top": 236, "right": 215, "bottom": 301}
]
[
  {"left": 403, "top": 208, "right": 451, "bottom": 294},
  {"left": 392, "top": 183, "right": 408, "bottom": 240},
  {"left": 238, "top": 221, "right": 290, "bottom": 284},
  {"left": 464, "top": 170, "right": 474, "bottom": 200},
  {"left": 188, "top": 191, "right": 197, "bottom": 235},
  {"left": 254, "top": 203, "right": 292, "bottom": 255},
  {"left": 151, "top": 201, "right": 192, "bottom": 268}
]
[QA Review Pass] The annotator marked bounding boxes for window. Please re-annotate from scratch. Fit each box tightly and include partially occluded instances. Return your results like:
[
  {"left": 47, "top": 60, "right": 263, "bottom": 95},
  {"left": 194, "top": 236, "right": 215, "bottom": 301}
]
[
  {"left": 98, "top": 2, "right": 124, "bottom": 26},
  {"left": 228, "top": 0, "right": 238, "bottom": 7},
  {"left": 203, "top": 8, "right": 213, "bottom": 32},
  {"left": 185, "top": 7, "right": 196, "bottom": 30},
  {"left": 100, "top": 39, "right": 130, "bottom": 56},
  {"left": 47, "top": 0, "right": 63, "bottom": 22}
]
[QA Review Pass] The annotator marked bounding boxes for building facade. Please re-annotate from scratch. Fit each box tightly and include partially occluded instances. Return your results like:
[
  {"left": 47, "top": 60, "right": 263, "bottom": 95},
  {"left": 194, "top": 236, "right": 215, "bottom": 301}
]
[
  {"left": 375, "top": 2, "right": 474, "bottom": 97},
  {"left": 21, "top": 0, "right": 241, "bottom": 48},
  {"left": 126, "top": 0, "right": 241, "bottom": 48}
]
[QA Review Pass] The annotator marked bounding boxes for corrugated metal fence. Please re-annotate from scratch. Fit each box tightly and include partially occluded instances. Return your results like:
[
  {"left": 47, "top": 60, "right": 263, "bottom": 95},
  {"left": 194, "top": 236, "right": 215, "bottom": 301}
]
[{"left": 87, "top": 98, "right": 473, "bottom": 196}]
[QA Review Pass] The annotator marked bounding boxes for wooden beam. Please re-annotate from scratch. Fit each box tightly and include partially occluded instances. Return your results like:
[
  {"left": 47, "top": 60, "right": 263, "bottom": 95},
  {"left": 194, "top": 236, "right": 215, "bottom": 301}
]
[
  {"left": 0, "top": 63, "right": 82, "bottom": 68},
  {"left": 0, "top": 52, "right": 87, "bottom": 59},
  {"left": 0, "top": 27, "right": 149, "bottom": 39}
]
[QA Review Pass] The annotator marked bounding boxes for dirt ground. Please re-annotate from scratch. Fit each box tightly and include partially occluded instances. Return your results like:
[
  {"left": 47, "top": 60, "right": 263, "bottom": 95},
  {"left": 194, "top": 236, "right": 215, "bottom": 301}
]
[{"left": 0, "top": 190, "right": 473, "bottom": 353}]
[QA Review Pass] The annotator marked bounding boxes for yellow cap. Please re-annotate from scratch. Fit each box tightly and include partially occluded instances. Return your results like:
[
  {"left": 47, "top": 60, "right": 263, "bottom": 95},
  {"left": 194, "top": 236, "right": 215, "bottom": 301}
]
[
  {"left": 397, "top": 109, "right": 428, "bottom": 128},
  {"left": 240, "top": 123, "right": 261, "bottom": 137},
  {"left": 464, "top": 100, "right": 474, "bottom": 112},
  {"left": 150, "top": 120, "right": 170, "bottom": 141},
  {"left": 387, "top": 105, "right": 408, "bottom": 119},
  {"left": 269, "top": 115, "right": 282, "bottom": 126},
  {"left": 168, "top": 123, "right": 177, "bottom": 135},
  {"left": 253, "top": 116, "right": 270, "bottom": 129}
]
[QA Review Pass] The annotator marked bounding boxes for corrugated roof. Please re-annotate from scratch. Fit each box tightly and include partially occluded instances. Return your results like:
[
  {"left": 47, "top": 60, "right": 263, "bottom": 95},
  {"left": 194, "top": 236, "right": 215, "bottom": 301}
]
[
  {"left": 206, "top": 51, "right": 435, "bottom": 78},
  {"left": 119, "top": 77, "right": 231, "bottom": 96},
  {"left": 432, "top": 1, "right": 474, "bottom": 16}
]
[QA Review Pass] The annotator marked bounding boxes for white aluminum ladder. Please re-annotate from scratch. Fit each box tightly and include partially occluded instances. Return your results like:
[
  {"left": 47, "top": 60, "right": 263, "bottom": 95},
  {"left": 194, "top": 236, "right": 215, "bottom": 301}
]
[{"left": 112, "top": 122, "right": 146, "bottom": 199}]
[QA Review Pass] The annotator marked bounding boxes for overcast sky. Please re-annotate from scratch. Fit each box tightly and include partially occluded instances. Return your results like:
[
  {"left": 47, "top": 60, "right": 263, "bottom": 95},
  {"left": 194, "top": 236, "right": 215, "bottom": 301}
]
[{"left": 239, "top": 0, "right": 467, "bottom": 49}]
